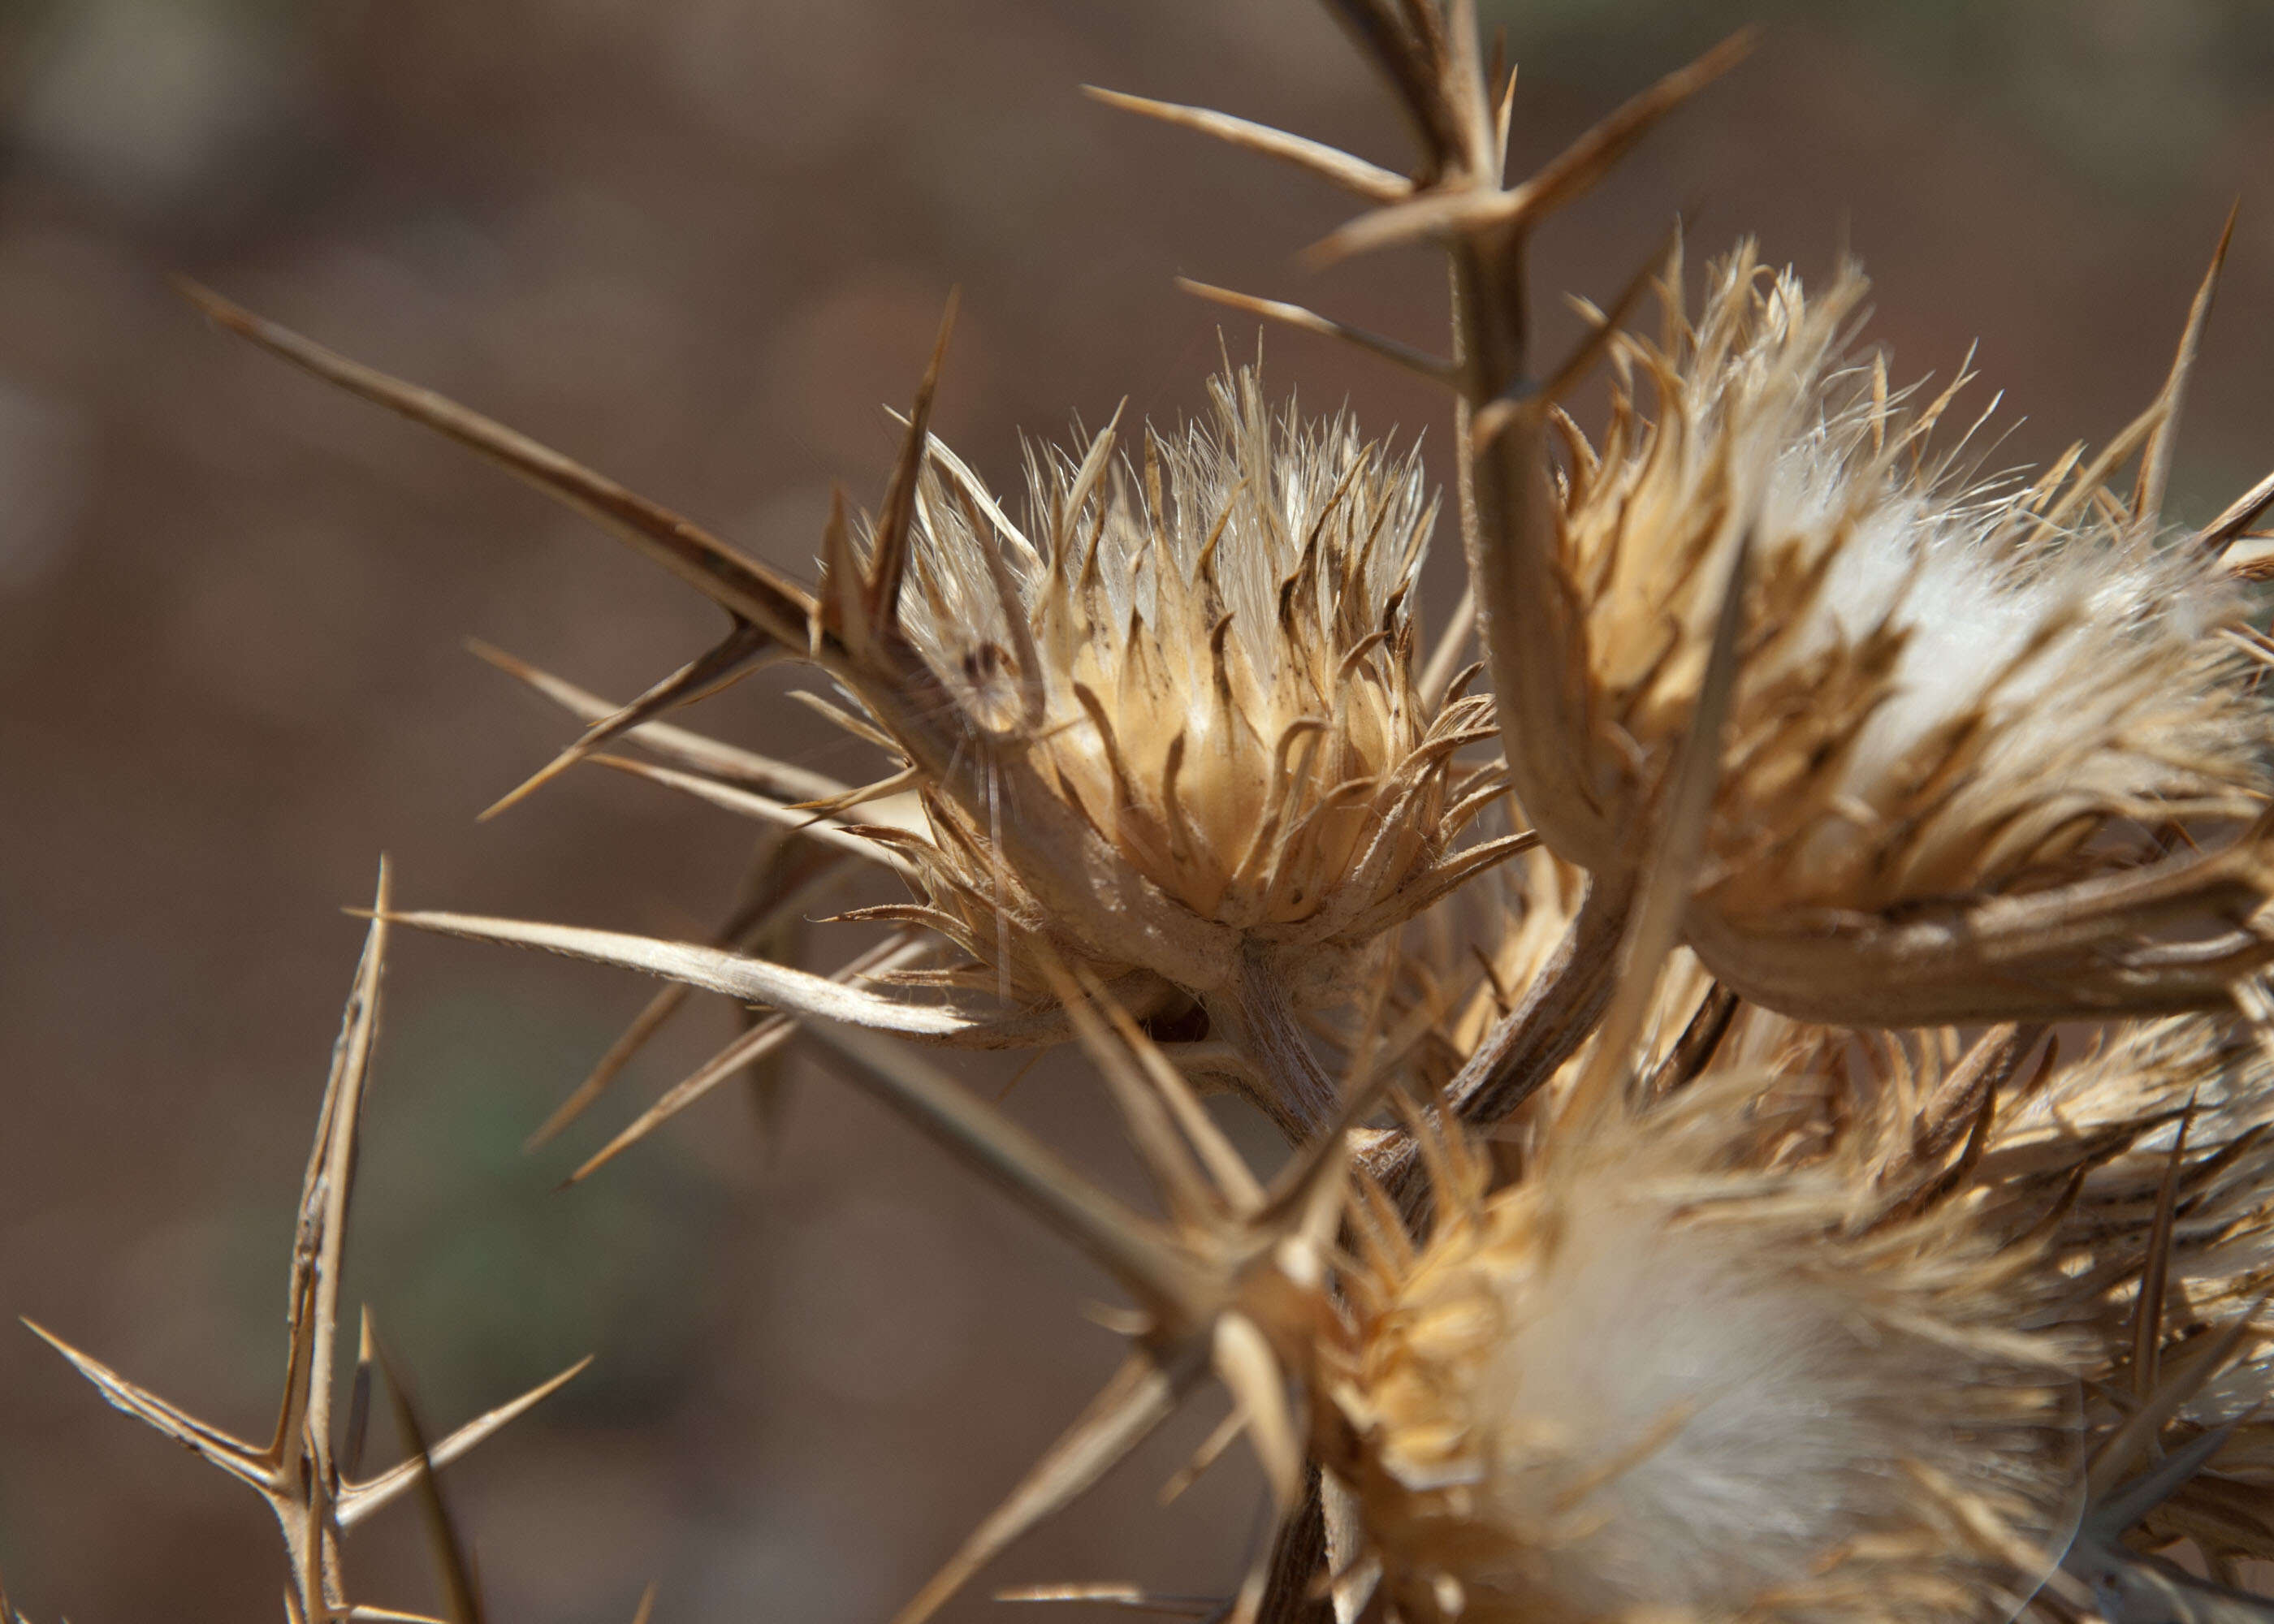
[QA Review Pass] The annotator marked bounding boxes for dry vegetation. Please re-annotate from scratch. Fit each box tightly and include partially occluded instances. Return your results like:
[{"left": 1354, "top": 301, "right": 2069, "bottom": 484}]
[{"left": 10, "top": 2, "right": 2274, "bottom": 1622}]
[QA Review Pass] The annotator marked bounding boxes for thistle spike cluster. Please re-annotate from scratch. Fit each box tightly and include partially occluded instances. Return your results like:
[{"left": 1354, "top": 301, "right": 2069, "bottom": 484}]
[
  {"left": 25, "top": 865, "right": 589, "bottom": 1623},
  {"left": 42, "top": 1, "right": 2274, "bottom": 1621}
]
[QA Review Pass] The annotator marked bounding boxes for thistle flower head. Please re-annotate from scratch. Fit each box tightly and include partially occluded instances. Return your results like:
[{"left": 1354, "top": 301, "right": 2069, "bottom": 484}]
[
  {"left": 1541, "top": 243, "right": 2274, "bottom": 1025},
  {"left": 1576, "top": 247, "right": 2264, "bottom": 913},
  {"left": 1145, "top": 0, "right": 2274, "bottom": 1031},
  {"left": 878, "top": 365, "right": 1497, "bottom": 999},
  {"left": 1328, "top": 1085, "right": 2082, "bottom": 1624}
]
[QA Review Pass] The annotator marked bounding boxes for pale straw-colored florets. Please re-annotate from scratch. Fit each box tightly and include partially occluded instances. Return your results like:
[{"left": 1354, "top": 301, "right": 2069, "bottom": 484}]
[
  {"left": 1983, "top": 1015, "right": 2274, "bottom": 1564},
  {"left": 1577, "top": 246, "right": 2264, "bottom": 910},
  {"left": 1557, "top": 244, "right": 2274, "bottom": 1025},
  {"left": 879, "top": 366, "right": 1499, "bottom": 1009},
  {"left": 1326, "top": 1086, "right": 2082, "bottom": 1624}
]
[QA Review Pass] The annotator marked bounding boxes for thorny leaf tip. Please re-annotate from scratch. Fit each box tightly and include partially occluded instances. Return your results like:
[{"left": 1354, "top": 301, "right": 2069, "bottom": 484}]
[
  {"left": 2135, "top": 202, "right": 2239, "bottom": 525},
  {"left": 336, "top": 1354, "right": 592, "bottom": 1530},
  {"left": 374, "top": 1332, "right": 486, "bottom": 1624},
  {"left": 174, "top": 278, "right": 815, "bottom": 646}
]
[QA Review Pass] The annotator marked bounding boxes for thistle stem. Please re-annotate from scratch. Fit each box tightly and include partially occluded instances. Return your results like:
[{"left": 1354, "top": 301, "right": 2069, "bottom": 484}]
[
  {"left": 1256, "top": 1474, "right": 1332, "bottom": 1624},
  {"left": 1214, "top": 951, "right": 1341, "bottom": 1142},
  {"left": 1364, "top": 872, "right": 1632, "bottom": 1219}
]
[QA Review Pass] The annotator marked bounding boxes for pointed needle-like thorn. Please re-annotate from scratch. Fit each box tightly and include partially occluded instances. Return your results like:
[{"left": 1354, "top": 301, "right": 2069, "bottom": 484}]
[
  {"left": 2135, "top": 203, "right": 2237, "bottom": 525},
  {"left": 2088, "top": 1418, "right": 2247, "bottom": 1541},
  {"left": 1031, "top": 948, "right": 1220, "bottom": 1226},
  {"left": 22, "top": 1319, "right": 269, "bottom": 1490},
  {"left": 893, "top": 1348, "right": 1205, "bottom": 1624},
  {"left": 1176, "top": 280, "right": 1456, "bottom": 386},
  {"left": 586, "top": 754, "right": 919, "bottom": 877},
  {"left": 1210, "top": 1313, "right": 1303, "bottom": 1510},
  {"left": 2131, "top": 1095, "right": 2197, "bottom": 1402},
  {"left": 995, "top": 1584, "right": 1224, "bottom": 1618},
  {"left": 343, "top": 1306, "right": 375, "bottom": 1482},
  {"left": 175, "top": 279, "right": 813, "bottom": 646},
  {"left": 529, "top": 857, "right": 846, "bottom": 1151},
  {"left": 479, "top": 620, "right": 773, "bottom": 822},
  {"left": 799, "top": 1020, "right": 1213, "bottom": 1324},
  {"left": 561, "top": 935, "right": 930, "bottom": 1186},
  {"left": 1084, "top": 85, "right": 1412, "bottom": 204},
  {"left": 1306, "top": 28, "right": 1754, "bottom": 264},
  {"left": 370, "top": 1337, "right": 486, "bottom": 1624},
  {"left": 466, "top": 639, "right": 851, "bottom": 806},
  {"left": 2087, "top": 1294, "right": 2270, "bottom": 1501},
  {"left": 2204, "top": 467, "right": 2274, "bottom": 557},
  {"left": 867, "top": 292, "right": 960, "bottom": 640},
  {"left": 1510, "top": 28, "right": 1757, "bottom": 225},
  {"left": 337, "top": 1354, "right": 591, "bottom": 1530}
]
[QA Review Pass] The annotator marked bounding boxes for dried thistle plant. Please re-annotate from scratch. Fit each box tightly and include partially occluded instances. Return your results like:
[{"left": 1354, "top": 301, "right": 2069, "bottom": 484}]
[
  {"left": 26, "top": 869, "right": 587, "bottom": 1623},
  {"left": 1572, "top": 238, "right": 2274, "bottom": 1027},
  {"left": 891, "top": 369, "right": 1491, "bottom": 996},
  {"left": 40, "top": 2, "right": 2274, "bottom": 1622},
  {"left": 1140, "top": 3, "right": 2274, "bottom": 1036}
]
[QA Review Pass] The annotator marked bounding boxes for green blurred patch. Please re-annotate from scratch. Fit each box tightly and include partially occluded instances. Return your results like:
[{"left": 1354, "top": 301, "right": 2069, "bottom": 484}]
[{"left": 340, "top": 989, "right": 733, "bottom": 1428}]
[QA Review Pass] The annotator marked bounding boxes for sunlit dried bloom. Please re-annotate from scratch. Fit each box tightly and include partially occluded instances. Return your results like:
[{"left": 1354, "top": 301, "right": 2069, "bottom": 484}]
[
  {"left": 858, "top": 364, "right": 1511, "bottom": 1021},
  {"left": 1552, "top": 244, "right": 2274, "bottom": 1026},
  {"left": 1130, "top": 0, "right": 2274, "bottom": 1030},
  {"left": 1321, "top": 1081, "right": 2081, "bottom": 1624},
  {"left": 1578, "top": 248, "right": 2255, "bottom": 906},
  {"left": 176, "top": 287, "right": 1524, "bottom": 1142}
]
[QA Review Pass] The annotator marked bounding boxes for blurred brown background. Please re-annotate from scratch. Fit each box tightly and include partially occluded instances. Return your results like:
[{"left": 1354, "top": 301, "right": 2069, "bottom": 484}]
[{"left": 1, "top": 1, "right": 2269, "bottom": 1618}]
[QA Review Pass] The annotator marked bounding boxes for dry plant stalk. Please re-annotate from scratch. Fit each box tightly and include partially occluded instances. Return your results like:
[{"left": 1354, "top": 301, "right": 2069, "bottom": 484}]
[
  {"left": 25, "top": 866, "right": 590, "bottom": 1622},
  {"left": 32, "top": 2, "right": 2274, "bottom": 1623}
]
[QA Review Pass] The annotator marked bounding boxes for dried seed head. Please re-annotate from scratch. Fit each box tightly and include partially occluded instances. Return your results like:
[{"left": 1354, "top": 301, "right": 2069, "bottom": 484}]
[
  {"left": 174, "top": 286, "right": 1534, "bottom": 1138},
  {"left": 870, "top": 365, "right": 1507, "bottom": 1009},
  {"left": 1556, "top": 244, "right": 2274, "bottom": 1025},
  {"left": 1580, "top": 248, "right": 2261, "bottom": 905},
  {"left": 1983, "top": 1016, "right": 2274, "bottom": 1562},
  {"left": 1097, "top": 0, "right": 2272, "bottom": 1030},
  {"left": 1327, "top": 1086, "right": 2081, "bottom": 1624}
]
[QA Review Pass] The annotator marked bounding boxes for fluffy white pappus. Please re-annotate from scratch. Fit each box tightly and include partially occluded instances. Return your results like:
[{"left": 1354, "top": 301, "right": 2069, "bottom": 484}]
[
  {"left": 1767, "top": 382, "right": 2253, "bottom": 900},
  {"left": 1336, "top": 1091, "right": 2080, "bottom": 1624},
  {"left": 1572, "top": 245, "right": 2268, "bottom": 914}
]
